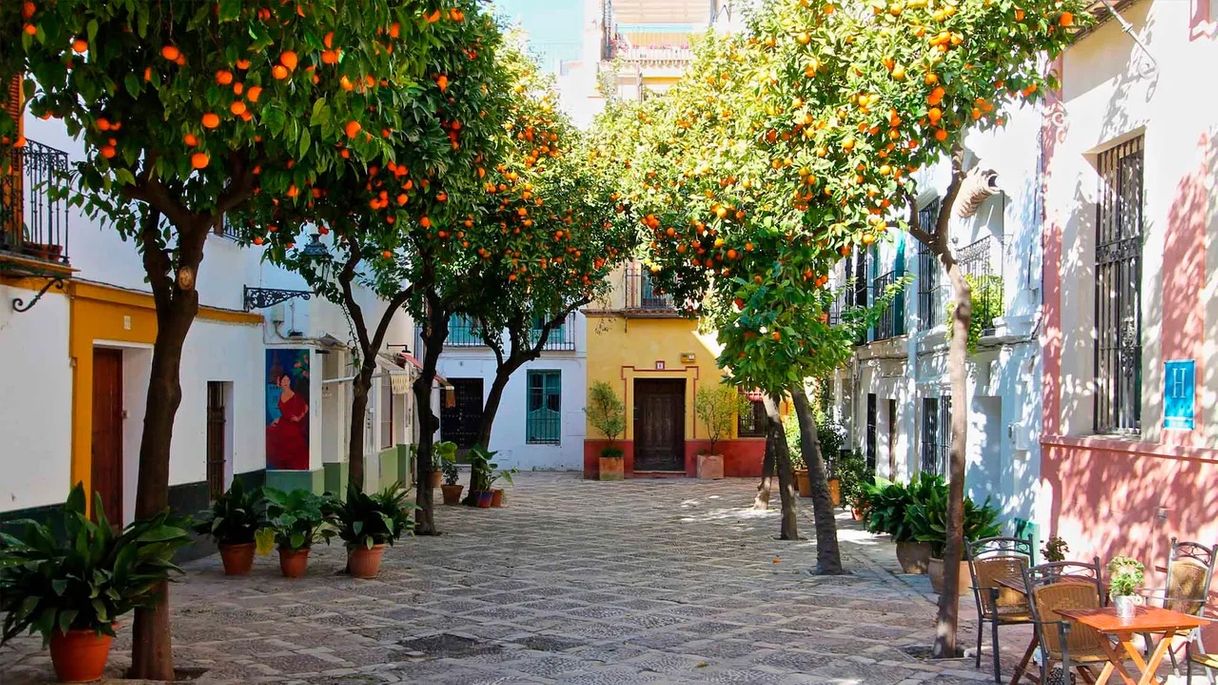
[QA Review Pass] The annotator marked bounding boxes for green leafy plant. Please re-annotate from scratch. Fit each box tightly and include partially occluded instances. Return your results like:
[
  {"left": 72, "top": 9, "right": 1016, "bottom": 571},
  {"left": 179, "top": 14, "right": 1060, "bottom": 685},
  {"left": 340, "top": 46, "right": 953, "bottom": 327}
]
[
  {"left": 600, "top": 445, "right": 624, "bottom": 459},
  {"left": 441, "top": 459, "right": 461, "bottom": 487},
  {"left": 946, "top": 274, "right": 1005, "bottom": 352},
  {"left": 330, "top": 483, "right": 413, "bottom": 550},
  {"left": 0, "top": 485, "right": 190, "bottom": 644},
  {"left": 783, "top": 413, "right": 806, "bottom": 470},
  {"left": 818, "top": 419, "right": 847, "bottom": 472},
  {"left": 904, "top": 480, "right": 1002, "bottom": 558},
  {"left": 488, "top": 466, "right": 517, "bottom": 489},
  {"left": 257, "top": 488, "right": 333, "bottom": 553},
  {"left": 586, "top": 381, "right": 625, "bottom": 456},
  {"left": 1042, "top": 536, "right": 1070, "bottom": 563},
  {"left": 192, "top": 479, "right": 264, "bottom": 546},
  {"left": 695, "top": 383, "right": 750, "bottom": 456},
  {"left": 863, "top": 477, "right": 917, "bottom": 542},
  {"left": 434, "top": 441, "right": 458, "bottom": 470},
  {"left": 467, "top": 445, "right": 499, "bottom": 493},
  {"left": 836, "top": 450, "right": 869, "bottom": 508},
  {"left": 1108, "top": 555, "right": 1145, "bottom": 597}
]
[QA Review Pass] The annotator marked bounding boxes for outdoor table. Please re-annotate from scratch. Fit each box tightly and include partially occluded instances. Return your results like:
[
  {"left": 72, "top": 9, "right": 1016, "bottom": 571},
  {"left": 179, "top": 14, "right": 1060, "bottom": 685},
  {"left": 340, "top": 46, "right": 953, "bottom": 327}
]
[{"left": 1056, "top": 606, "right": 1206, "bottom": 685}]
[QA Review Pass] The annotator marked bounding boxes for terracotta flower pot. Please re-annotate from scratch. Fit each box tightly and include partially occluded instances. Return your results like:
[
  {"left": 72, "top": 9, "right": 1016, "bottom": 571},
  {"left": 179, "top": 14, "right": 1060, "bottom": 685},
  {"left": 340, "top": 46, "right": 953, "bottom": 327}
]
[
  {"left": 895, "top": 541, "right": 932, "bottom": 574},
  {"left": 490, "top": 489, "right": 504, "bottom": 507},
  {"left": 795, "top": 469, "right": 811, "bottom": 497},
  {"left": 851, "top": 505, "right": 867, "bottom": 521},
  {"left": 347, "top": 544, "right": 386, "bottom": 579},
  {"left": 827, "top": 478, "right": 842, "bottom": 507},
  {"left": 599, "top": 456, "right": 624, "bottom": 481},
  {"left": 429, "top": 470, "right": 443, "bottom": 489},
  {"left": 927, "top": 557, "right": 972, "bottom": 595},
  {"left": 219, "top": 542, "right": 256, "bottom": 576},
  {"left": 697, "top": 453, "right": 724, "bottom": 480},
  {"left": 477, "top": 490, "right": 493, "bottom": 508},
  {"left": 441, "top": 483, "right": 464, "bottom": 505},
  {"left": 50, "top": 628, "right": 113, "bottom": 683},
  {"left": 278, "top": 547, "right": 310, "bottom": 578}
]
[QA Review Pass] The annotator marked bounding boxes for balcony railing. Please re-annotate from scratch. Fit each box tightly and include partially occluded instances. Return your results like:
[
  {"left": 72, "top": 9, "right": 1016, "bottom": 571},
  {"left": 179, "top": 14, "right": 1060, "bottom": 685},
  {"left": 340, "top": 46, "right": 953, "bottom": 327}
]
[
  {"left": 1, "top": 139, "right": 71, "bottom": 268},
  {"left": 623, "top": 268, "right": 674, "bottom": 311},
  {"left": 870, "top": 270, "right": 902, "bottom": 341},
  {"left": 956, "top": 236, "right": 1003, "bottom": 336},
  {"left": 423, "top": 314, "right": 577, "bottom": 353}
]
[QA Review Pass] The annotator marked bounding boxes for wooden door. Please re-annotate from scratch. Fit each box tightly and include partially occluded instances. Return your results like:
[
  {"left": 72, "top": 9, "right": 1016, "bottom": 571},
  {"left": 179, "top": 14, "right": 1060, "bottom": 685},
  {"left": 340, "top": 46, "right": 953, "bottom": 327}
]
[
  {"left": 887, "top": 398, "right": 897, "bottom": 478},
  {"left": 633, "top": 379, "right": 685, "bottom": 471},
  {"left": 206, "top": 382, "right": 226, "bottom": 500},
  {"left": 865, "top": 393, "right": 877, "bottom": 473},
  {"left": 91, "top": 348, "right": 123, "bottom": 524},
  {"left": 440, "top": 378, "right": 483, "bottom": 450}
]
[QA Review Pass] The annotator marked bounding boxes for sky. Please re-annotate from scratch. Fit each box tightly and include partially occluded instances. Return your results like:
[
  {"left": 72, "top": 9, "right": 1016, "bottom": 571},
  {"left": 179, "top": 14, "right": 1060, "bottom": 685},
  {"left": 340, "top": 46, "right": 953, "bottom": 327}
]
[{"left": 491, "top": 0, "right": 586, "bottom": 73}]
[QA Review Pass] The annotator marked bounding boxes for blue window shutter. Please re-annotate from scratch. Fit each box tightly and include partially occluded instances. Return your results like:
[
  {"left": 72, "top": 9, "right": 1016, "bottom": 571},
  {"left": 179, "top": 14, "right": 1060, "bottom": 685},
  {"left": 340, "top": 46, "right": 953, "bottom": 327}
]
[{"left": 894, "top": 234, "right": 906, "bottom": 336}]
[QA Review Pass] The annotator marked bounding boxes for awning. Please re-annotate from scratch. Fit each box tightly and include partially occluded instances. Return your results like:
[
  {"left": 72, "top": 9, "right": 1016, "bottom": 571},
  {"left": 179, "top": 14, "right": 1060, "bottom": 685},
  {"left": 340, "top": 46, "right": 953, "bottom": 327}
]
[{"left": 390, "top": 351, "right": 451, "bottom": 389}]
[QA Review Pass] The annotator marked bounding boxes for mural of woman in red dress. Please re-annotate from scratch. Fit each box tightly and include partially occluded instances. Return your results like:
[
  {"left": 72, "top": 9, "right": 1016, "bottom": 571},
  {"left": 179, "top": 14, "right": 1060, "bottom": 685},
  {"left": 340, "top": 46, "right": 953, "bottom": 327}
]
[{"left": 266, "top": 350, "right": 310, "bottom": 470}]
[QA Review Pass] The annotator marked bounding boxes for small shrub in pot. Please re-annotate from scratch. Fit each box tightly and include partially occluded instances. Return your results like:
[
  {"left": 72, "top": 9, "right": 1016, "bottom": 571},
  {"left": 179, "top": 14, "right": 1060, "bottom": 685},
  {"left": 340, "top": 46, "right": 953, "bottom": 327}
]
[
  {"left": 258, "top": 488, "right": 334, "bottom": 578},
  {"left": 440, "top": 459, "right": 464, "bottom": 505},
  {"left": 192, "top": 478, "right": 265, "bottom": 575},
  {"left": 330, "top": 483, "right": 413, "bottom": 578},
  {"left": 586, "top": 382, "right": 626, "bottom": 480},
  {"left": 0, "top": 485, "right": 190, "bottom": 683}
]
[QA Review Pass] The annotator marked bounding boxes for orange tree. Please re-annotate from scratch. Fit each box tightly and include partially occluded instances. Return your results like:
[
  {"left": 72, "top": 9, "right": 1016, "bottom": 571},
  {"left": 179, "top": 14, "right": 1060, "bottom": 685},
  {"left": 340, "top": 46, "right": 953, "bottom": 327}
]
[
  {"left": 235, "top": 1, "right": 504, "bottom": 510},
  {"left": 458, "top": 45, "right": 635, "bottom": 472},
  {"left": 742, "top": 0, "right": 1090, "bottom": 655},
  {"left": 0, "top": 1, "right": 436, "bottom": 676}
]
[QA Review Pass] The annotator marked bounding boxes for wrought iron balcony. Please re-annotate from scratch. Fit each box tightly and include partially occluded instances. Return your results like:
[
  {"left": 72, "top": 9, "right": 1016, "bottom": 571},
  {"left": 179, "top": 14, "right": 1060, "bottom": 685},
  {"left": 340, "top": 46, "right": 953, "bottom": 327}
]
[
  {"left": 956, "top": 236, "right": 1003, "bottom": 336},
  {"left": 623, "top": 267, "right": 674, "bottom": 311},
  {"left": 422, "top": 314, "right": 578, "bottom": 353},
  {"left": 869, "top": 270, "right": 902, "bottom": 341},
  {"left": 1, "top": 139, "right": 71, "bottom": 270}
]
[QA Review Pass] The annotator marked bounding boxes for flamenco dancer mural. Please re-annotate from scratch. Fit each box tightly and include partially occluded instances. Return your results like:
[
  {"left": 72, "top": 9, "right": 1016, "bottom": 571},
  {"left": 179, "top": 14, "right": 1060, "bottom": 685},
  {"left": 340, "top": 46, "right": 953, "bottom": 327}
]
[{"left": 266, "top": 349, "right": 310, "bottom": 470}]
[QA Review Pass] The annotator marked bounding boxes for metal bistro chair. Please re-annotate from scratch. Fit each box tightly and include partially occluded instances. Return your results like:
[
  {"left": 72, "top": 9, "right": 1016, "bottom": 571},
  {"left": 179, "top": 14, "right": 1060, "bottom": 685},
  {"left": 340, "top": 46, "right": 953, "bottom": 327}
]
[
  {"left": 967, "top": 536, "right": 1035, "bottom": 683},
  {"left": 1021, "top": 559, "right": 1112, "bottom": 685},
  {"left": 1186, "top": 618, "right": 1218, "bottom": 685},
  {"left": 1144, "top": 538, "right": 1218, "bottom": 678}
]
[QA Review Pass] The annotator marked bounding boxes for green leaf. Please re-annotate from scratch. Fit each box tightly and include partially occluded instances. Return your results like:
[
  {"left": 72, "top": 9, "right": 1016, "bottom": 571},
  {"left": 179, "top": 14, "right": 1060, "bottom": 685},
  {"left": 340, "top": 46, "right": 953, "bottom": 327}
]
[
  {"left": 298, "top": 128, "right": 311, "bottom": 159},
  {"left": 309, "top": 98, "right": 329, "bottom": 128}
]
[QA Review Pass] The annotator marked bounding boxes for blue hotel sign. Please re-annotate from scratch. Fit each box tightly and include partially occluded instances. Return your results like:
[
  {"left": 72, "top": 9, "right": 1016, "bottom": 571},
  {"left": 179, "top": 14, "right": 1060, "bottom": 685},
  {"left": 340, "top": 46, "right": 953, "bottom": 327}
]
[{"left": 1164, "top": 360, "right": 1195, "bottom": 431}]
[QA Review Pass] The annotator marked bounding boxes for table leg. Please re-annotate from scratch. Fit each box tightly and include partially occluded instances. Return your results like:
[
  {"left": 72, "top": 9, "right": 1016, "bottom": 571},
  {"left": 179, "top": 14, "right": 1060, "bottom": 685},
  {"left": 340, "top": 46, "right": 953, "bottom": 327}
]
[
  {"left": 1094, "top": 661, "right": 1115, "bottom": 685},
  {"left": 1125, "top": 629, "right": 1175, "bottom": 685},
  {"left": 1096, "top": 636, "right": 1139, "bottom": 685},
  {"left": 1009, "top": 635, "right": 1038, "bottom": 685}
]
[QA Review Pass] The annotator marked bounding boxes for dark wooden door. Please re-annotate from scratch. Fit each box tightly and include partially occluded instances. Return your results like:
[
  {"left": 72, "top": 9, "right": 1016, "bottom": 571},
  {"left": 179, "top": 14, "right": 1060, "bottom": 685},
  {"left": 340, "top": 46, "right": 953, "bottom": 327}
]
[
  {"left": 440, "top": 378, "right": 483, "bottom": 449},
  {"left": 206, "top": 382, "right": 226, "bottom": 500},
  {"left": 633, "top": 379, "right": 685, "bottom": 471},
  {"left": 91, "top": 348, "right": 123, "bottom": 525},
  {"left": 865, "top": 393, "right": 877, "bottom": 473},
  {"left": 887, "top": 398, "right": 897, "bottom": 478}
]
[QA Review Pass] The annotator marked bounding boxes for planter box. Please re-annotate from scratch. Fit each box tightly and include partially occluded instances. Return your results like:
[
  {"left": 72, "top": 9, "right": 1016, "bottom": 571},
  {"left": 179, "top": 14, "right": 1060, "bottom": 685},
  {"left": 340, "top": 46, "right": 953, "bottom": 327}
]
[
  {"left": 697, "top": 454, "right": 724, "bottom": 480},
  {"left": 795, "top": 469, "right": 811, "bottom": 497},
  {"left": 895, "top": 541, "right": 932, "bottom": 574},
  {"left": 599, "top": 456, "right": 624, "bottom": 481},
  {"left": 828, "top": 478, "right": 841, "bottom": 507},
  {"left": 928, "top": 557, "right": 972, "bottom": 595}
]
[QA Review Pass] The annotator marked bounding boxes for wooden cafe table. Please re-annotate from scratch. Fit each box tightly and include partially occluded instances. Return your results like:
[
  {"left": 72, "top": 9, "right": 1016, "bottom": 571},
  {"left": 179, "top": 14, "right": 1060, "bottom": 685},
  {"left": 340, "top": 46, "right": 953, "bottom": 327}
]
[{"left": 1056, "top": 606, "right": 1206, "bottom": 685}]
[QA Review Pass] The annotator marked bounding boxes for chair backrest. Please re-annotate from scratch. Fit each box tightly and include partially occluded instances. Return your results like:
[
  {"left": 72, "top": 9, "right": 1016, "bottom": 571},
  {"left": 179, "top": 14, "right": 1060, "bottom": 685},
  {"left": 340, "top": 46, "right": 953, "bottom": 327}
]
[
  {"left": 1165, "top": 537, "right": 1218, "bottom": 615},
  {"left": 968, "top": 537, "right": 1035, "bottom": 615},
  {"left": 1022, "top": 559, "right": 1106, "bottom": 658},
  {"left": 970, "top": 536, "right": 1035, "bottom": 564}
]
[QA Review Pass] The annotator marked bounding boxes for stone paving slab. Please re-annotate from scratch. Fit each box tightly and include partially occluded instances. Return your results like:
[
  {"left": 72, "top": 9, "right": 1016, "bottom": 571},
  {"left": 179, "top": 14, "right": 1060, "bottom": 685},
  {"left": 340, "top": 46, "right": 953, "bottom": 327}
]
[{"left": 0, "top": 472, "right": 1193, "bottom": 683}]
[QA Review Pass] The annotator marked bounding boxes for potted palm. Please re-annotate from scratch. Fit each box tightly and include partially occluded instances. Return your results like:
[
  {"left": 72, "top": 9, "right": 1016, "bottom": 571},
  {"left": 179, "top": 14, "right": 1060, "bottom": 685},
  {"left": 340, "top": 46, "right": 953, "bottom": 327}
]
[
  {"left": 907, "top": 484, "right": 1002, "bottom": 592},
  {"left": 864, "top": 476, "right": 927, "bottom": 573},
  {"left": 465, "top": 445, "right": 499, "bottom": 506},
  {"left": 585, "top": 381, "right": 625, "bottom": 481},
  {"left": 440, "top": 459, "right": 464, "bottom": 505},
  {"left": 330, "top": 483, "right": 413, "bottom": 578},
  {"left": 488, "top": 466, "right": 518, "bottom": 507},
  {"left": 695, "top": 383, "right": 748, "bottom": 480},
  {"left": 193, "top": 478, "right": 265, "bottom": 575},
  {"left": 0, "top": 485, "right": 190, "bottom": 683},
  {"left": 1108, "top": 555, "right": 1145, "bottom": 618},
  {"left": 258, "top": 488, "right": 334, "bottom": 578}
]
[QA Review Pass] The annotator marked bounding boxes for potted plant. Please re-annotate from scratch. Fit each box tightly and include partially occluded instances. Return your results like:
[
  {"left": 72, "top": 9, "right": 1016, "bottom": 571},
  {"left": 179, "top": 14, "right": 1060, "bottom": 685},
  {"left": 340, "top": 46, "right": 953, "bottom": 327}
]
[
  {"left": 432, "top": 441, "right": 457, "bottom": 490},
  {"left": 817, "top": 420, "right": 848, "bottom": 506},
  {"left": 1042, "top": 535, "right": 1069, "bottom": 562},
  {"left": 585, "top": 381, "right": 626, "bottom": 481},
  {"left": 193, "top": 478, "right": 265, "bottom": 575},
  {"left": 440, "top": 459, "right": 464, "bottom": 505},
  {"left": 836, "top": 450, "right": 868, "bottom": 512},
  {"left": 488, "top": 466, "right": 518, "bottom": 507},
  {"left": 1108, "top": 555, "right": 1145, "bottom": 618},
  {"left": 782, "top": 414, "right": 811, "bottom": 496},
  {"left": 0, "top": 485, "right": 190, "bottom": 683},
  {"left": 863, "top": 476, "right": 929, "bottom": 573},
  {"left": 465, "top": 445, "right": 500, "bottom": 506},
  {"left": 907, "top": 484, "right": 1002, "bottom": 592},
  {"left": 330, "top": 483, "right": 413, "bottom": 578},
  {"left": 694, "top": 383, "right": 748, "bottom": 480},
  {"left": 258, "top": 488, "right": 334, "bottom": 578}
]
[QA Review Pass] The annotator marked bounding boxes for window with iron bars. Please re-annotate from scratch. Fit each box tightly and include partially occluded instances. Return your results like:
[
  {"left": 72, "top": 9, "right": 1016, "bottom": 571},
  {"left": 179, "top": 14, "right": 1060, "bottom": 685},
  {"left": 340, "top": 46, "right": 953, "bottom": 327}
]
[
  {"left": 737, "top": 392, "right": 766, "bottom": 437},
  {"left": 917, "top": 199, "right": 941, "bottom": 329},
  {"left": 446, "top": 314, "right": 483, "bottom": 347},
  {"left": 1094, "top": 137, "right": 1144, "bottom": 434},
  {"left": 870, "top": 270, "right": 902, "bottom": 340},
  {"left": 956, "top": 235, "right": 1004, "bottom": 337},
  {"left": 526, "top": 370, "right": 561, "bottom": 444},
  {"left": 920, "top": 396, "right": 951, "bottom": 475}
]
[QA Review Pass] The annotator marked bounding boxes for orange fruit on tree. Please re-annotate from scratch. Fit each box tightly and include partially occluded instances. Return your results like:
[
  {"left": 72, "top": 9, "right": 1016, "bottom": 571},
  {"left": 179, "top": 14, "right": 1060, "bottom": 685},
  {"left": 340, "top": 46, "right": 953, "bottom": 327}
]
[
  {"left": 246, "top": 86, "right": 262, "bottom": 102},
  {"left": 344, "top": 120, "right": 361, "bottom": 138},
  {"left": 23, "top": 23, "right": 36, "bottom": 36},
  {"left": 321, "top": 49, "right": 339, "bottom": 65},
  {"left": 279, "top": 51, "right": 298, "bottom": 70},
  {"left": 99, "top": 145, "right": 116, "bottom": 159},
  {"left": 230, "top": 101, "right": 246, "bottom": 115},
  {"left": 934, "top": 128, "right": 948, "bottom": 142},
  {"left": 382, "top": 250, "right": 392, "bottom": 259},
  {"left": 215, "top": 70, "right": 233, "bottom": 85},
  {"left": 183, "top": 133, "right": 199, "bottom": 147},
  {"left": 1059, "top": 11, "right": 1074, "bottom": 26},
  {"left": 161, "top": 45, "right": 180, "bottom": 61},
  {"left": 22, "top": 1, "right": 36, "bottom": 19},
  {"left": 236, "top": 58, "right": 251, "bottom": 70},
  {"left": 272, "top": 65, "right": 289, "bottom": 80},
  {"left": 201, "top": 112, "right": 220, "bottom": 129},
  {"left": 71, "top": 38, "right": 87, "bottom": 53},
  {"left": 190, "top": 151, "right": 209, "bottom": 169}
]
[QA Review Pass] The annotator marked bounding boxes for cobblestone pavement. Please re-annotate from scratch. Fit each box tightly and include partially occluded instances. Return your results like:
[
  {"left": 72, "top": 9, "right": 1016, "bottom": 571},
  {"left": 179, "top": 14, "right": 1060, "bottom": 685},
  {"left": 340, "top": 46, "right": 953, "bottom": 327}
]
[{"left": 1, "top": 472, "right": 1100, "bottom": 684}]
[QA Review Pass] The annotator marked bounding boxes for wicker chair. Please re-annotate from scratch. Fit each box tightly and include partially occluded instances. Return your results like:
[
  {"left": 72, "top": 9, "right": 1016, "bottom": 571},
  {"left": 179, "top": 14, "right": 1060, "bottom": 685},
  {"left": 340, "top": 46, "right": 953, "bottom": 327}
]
[
  {"left": 1144, "top": 538, "right": 1218, "bottom": 678},
  {"left": 1021, "top": 559, "right": 1112, "bottom": 685},
  {"left": 1186, "top": 632, "right": 1218, "bottom": 684},
  {"left": 966, "top": 537, "right": 1035, "bottom": 683}
]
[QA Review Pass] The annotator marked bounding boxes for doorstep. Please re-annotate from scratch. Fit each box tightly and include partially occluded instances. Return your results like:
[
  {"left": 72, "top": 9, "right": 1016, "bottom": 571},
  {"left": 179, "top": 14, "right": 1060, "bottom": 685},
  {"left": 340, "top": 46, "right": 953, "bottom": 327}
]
[{"left": 630, "top": 470, "right": 688, "bottom": 479}]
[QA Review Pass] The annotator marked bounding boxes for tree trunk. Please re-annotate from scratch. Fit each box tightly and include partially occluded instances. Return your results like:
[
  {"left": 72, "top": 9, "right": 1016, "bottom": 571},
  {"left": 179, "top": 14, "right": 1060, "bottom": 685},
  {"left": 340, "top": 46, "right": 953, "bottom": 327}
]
[
  {"left": 412, "top": 304, "right": 447, "bottom": 535},
  {"left": 790, "top": 389, "right": 844, "bottom": 574},
  {"left": 933, "top": 255, "right": 971, "bottom": 659},
  {"left": 130, "top": 213, "right": 206, "bottom": 681},
  {"left": 754, "top": 437, "right": 774, "bottom": 510},
  {"left": 763, "top": 395, "right": 798, "bottom": 540},
  {"left": 347, "top": 365, "right": 373, "bottom": 493},
  {"left": 460, "top": 364, "right": 516, "bottom": 505}
]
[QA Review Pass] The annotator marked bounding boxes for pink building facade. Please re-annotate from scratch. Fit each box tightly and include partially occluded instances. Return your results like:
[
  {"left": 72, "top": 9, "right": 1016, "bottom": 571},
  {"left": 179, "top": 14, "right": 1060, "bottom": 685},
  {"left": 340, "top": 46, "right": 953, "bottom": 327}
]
[{"left": 1040, "top": 0, "right": 1218, "bottom": 627}]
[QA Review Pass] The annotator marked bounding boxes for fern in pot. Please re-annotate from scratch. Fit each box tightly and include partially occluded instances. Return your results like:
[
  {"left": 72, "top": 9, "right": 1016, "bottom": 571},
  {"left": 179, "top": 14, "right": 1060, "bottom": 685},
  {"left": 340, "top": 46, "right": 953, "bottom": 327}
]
[
  {"left": 257, "top": 488, "right": 334, "bottom": 579},
  {"left": 192, "top": 478, "right": 265, "bottom": 575},
  {"left": 0, "top": 485, "right": 190, "bottom": 683},
  {"left": 330, "top": 483, "right": 413, "bottom": 578}
]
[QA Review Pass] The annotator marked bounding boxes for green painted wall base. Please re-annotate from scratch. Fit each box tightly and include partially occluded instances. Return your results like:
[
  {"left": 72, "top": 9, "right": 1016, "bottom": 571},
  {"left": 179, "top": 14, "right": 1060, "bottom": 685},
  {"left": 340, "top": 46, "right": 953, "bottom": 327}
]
[
  {"left": 324, "top": 462, "right": 348, "bottom": 496},
  {"left": 266, "top": 468, "right": 325, "bottom": 494}
]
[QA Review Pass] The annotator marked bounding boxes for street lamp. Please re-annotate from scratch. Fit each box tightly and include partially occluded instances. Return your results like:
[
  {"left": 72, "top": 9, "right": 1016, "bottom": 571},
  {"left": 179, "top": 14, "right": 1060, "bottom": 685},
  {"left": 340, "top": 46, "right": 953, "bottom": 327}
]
[{"left": 242, "top": 232, "right": 332, "bottom": 311}]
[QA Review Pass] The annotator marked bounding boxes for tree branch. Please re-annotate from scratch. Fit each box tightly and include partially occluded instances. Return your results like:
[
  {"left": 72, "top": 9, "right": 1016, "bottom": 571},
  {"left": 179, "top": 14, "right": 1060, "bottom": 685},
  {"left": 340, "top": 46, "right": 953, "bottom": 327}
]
[{"left": 337, "top": 239, "right": 374, "bottom": 359}]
